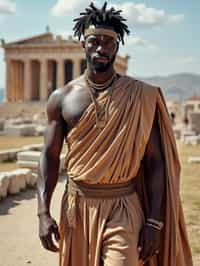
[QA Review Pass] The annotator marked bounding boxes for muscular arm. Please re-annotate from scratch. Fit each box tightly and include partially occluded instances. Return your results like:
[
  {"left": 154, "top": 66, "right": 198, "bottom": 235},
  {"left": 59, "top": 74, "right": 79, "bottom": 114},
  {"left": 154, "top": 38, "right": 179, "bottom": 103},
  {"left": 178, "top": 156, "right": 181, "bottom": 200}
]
[
  {"left": 36, "top": 90, "right": 68, "bottom": 252},
  {"left": 37, "top": 90, "right": 67, "bottom": 216},
  {"left": 138, "top": 110, "right": 165, "bottom": 262}
]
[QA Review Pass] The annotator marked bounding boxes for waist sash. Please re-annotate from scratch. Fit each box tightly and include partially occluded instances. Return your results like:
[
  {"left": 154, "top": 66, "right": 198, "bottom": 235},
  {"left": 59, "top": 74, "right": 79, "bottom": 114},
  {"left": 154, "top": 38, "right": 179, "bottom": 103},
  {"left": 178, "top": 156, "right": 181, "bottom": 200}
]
[{"left": 63, "top": 178, "right": 136, "bottom": 228}]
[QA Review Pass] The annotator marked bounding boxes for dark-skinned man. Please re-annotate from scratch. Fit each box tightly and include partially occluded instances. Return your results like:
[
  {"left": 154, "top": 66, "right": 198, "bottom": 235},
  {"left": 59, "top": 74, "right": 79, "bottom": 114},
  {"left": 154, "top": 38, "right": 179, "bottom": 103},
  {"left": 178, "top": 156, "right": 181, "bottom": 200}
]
[{"left": 37, "top": 2, "right": 193, "bottom": 266}]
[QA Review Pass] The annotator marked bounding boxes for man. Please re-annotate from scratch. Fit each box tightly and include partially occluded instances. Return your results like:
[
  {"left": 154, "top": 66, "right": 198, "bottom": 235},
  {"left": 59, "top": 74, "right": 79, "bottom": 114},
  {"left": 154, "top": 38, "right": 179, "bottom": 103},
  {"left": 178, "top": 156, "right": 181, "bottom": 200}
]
[{"left": 37, "top": 2, "right": 193, "bottom": 266}]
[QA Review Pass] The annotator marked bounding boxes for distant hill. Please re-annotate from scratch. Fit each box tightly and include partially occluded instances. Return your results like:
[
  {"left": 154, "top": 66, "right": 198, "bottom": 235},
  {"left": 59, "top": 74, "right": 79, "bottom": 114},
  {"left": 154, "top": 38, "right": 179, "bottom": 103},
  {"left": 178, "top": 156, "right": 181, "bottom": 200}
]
[
  {"left": 139, "top": 73, "right": 200, "bottom": 101},
  {"left": 0, "top": 88, "right": 4, "bottom": 103},
  {"left": 0, "top": 73, "right": 200, "bottom": 102}
]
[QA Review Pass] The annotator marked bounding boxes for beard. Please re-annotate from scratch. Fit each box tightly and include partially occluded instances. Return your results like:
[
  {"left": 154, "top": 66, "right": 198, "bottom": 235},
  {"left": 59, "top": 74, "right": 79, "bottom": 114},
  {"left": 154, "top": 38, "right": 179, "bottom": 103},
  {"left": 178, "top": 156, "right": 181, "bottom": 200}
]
[{"left": 86, "top": 52, "right": 116, "bottom": 72}]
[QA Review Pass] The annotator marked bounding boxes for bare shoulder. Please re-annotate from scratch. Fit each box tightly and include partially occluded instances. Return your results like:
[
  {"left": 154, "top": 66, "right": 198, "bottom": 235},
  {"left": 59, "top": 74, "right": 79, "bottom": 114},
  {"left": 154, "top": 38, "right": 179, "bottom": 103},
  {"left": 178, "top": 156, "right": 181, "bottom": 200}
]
[{"left": 48, "top": 76, "right": 84, "bottom": 108}]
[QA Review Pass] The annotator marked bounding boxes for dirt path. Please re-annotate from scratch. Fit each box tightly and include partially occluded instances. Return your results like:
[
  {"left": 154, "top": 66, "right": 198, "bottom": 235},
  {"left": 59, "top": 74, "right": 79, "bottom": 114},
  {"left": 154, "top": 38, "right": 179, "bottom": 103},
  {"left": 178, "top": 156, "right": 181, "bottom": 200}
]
[{"left": 0, "top": 180, "right": 66, "bottom": 266}]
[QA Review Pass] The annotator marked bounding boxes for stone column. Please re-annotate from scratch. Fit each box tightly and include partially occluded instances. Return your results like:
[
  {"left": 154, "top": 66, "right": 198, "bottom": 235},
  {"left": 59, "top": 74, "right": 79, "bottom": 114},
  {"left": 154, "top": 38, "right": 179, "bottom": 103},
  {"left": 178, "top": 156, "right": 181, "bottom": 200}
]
[
  {"left": 13, "top": 61, "right": 17, "bottom": 101},
  {"left": 57, "top": 59, "right": 64, "bottom": 88},
  {"left": 40, "top": 59, "right": 48, "bottom": 101},
  {"left": 9, "top": 61, "right": 14, "bottom": 102},
  {"left": 73, "top": 58, "right": 81, "bottom": 79},
  {"left": 5, "top": 59, "right": 11, "bottom": 102},
  {"left": 24, "top": 59, "right": 32, "bottom": 101}
]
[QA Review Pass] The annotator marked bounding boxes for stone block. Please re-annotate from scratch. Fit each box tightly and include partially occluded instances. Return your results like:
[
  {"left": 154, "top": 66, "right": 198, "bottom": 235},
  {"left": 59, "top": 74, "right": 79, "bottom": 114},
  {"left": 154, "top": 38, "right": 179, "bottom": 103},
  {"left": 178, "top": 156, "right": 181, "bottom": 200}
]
[
  {"left": 17, "top": 151, "right": 41, "bottom": 162},
  {"left": 0, "top": 174, "right": 9, "bottom": 198},
  {"left": 0, "top": 148, "right": 21, "bottom": 162},
  {"left": 6, "top": 169, "right": 31, "bottom": 194},
  {"left": 17, "top": 160, "right": 38, "bottom": 170},
  {"left": 184, "top": 135, "right": 200, "bottom": 145},
  {"left": 7, "top": 173, "right": 21, "bottom": 194},
  {"left": 29, "top": 173, "right": 37, "bottom": 186},
  {"left": 4, "top": 124, "right": 36, "bottom": 136},
  {"left": 188, "top": 156, "right": 200, "bottom": 163},
  {"left": 22, "top": 143, "right": 43, "bottom": 152},
  {"left": 0, "top": 151, "right": 9, "bottom": 162}
]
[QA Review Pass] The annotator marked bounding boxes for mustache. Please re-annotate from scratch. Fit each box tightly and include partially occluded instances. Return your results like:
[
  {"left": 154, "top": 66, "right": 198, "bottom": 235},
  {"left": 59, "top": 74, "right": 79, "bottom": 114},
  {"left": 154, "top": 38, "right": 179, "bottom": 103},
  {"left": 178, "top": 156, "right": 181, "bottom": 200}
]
[{"left": 92, "top": 53, "right": 110, "bottom": 60}]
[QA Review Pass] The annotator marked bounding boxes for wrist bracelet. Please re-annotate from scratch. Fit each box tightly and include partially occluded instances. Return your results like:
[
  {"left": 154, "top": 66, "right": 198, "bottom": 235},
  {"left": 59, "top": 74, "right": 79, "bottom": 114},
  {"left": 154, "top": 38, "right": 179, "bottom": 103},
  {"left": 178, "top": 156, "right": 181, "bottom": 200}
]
[
  {"left": 146, "top": 222, "right": 162, "bottom": 231},
  {"left": 147, "top": 218, "right": 164, "bottom": 229}
]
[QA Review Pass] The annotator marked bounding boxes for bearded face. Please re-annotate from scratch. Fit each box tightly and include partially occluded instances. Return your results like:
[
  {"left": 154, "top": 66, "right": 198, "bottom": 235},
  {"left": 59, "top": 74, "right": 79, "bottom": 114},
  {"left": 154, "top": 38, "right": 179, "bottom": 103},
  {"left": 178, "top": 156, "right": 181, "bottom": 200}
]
[{"left": 83, "top": 34, "right": 118, "bottom": 72}]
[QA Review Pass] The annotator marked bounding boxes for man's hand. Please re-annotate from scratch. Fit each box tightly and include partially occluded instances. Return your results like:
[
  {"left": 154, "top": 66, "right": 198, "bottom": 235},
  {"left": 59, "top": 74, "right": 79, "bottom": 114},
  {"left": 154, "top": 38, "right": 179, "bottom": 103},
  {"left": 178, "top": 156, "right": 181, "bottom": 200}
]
[
  {"left": 39, "top": 214, "right": 60, "bottom": 252},
  {"left": 137, "top": 224, "right": 161, "bottom": 263}
]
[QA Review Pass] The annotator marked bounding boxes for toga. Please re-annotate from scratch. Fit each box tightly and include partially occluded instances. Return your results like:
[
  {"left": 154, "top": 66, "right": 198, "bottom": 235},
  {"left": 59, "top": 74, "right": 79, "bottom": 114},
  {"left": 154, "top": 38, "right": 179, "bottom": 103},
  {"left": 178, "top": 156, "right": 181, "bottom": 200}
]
[{"left": 59, "top": 76, "right": 193, "bottom": 266}]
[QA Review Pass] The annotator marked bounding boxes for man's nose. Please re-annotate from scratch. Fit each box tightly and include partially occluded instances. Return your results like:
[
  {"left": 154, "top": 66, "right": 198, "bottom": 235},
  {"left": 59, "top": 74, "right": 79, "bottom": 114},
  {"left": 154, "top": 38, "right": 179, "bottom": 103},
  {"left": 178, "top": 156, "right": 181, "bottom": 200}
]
[{"left": 96, "top": 45, "right": 105, "bottom": 53}]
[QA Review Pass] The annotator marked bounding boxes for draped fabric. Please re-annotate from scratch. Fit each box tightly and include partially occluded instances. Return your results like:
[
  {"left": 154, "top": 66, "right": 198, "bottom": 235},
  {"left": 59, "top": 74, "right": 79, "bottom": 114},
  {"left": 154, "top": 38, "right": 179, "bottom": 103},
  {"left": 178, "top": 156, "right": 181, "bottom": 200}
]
[{"left": 59, "top": 76, "right": 193, "bottom": 266}]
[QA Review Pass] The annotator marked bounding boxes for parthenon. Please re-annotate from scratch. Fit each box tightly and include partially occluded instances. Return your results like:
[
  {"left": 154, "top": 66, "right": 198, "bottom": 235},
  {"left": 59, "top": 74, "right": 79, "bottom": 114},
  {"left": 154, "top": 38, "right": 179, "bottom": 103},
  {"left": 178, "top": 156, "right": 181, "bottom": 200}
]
[{"left": 1, "top": 32, "right": 129, "bottom": 102}]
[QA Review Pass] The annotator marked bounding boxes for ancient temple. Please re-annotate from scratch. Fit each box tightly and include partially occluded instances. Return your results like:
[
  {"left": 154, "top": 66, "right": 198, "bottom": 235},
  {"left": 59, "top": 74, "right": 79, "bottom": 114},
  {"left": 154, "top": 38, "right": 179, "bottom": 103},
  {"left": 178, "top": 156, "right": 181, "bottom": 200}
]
[{"left": 2, "top": 32, "right": 129, "bottom": 102}]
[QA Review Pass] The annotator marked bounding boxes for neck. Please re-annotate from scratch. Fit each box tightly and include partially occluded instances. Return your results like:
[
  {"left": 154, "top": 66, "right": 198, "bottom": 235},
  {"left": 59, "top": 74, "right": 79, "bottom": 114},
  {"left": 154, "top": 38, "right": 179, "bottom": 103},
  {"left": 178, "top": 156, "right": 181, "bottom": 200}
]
[{"left": 86, "top": 66, "right": 115, "bottom": 84}]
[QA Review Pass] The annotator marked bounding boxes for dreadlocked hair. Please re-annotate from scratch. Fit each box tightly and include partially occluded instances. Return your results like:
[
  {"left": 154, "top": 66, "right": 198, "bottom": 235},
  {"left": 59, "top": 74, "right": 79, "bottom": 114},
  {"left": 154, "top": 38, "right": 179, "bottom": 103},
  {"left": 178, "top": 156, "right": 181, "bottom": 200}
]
[{"left": 73, "top": 2, "right": 130, "bottom": 45}]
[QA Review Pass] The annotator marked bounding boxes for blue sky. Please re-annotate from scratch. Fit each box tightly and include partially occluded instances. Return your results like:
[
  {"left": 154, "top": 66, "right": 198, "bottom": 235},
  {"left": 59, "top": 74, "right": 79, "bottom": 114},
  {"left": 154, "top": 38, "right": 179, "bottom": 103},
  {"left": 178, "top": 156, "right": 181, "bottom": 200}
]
[{"left": 0, "top": 0, "right": 199, "bottom": 88}]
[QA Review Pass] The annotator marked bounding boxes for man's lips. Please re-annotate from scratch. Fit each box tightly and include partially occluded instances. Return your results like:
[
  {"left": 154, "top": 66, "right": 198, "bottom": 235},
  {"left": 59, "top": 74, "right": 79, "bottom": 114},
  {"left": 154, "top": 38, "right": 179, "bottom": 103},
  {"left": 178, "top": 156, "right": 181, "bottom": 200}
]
[{"left": 93, "top": 56, "right": 109, "bottom": 63}]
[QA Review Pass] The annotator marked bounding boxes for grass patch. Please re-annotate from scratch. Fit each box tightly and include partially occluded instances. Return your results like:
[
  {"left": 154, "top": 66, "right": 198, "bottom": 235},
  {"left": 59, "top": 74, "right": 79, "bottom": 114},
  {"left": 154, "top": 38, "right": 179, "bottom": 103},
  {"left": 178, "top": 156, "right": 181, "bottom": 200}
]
[
  {"left": 177, "top": 141, "right": 200, "bottom": 259},
  {"left": 0, "top": 136, "right": 43, "bottom": 150}
]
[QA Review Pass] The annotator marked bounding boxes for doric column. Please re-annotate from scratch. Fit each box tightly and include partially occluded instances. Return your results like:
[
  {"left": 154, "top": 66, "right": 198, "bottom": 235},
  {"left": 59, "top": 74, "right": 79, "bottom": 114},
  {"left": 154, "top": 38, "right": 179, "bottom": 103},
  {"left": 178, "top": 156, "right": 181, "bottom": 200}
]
[
  {"left": 9, "top": 61, "right": 14, "bottom": 102},
  {"left": 13, "top": 61, "right": 17, "bottom": 101},
  {"left": 57, "top": 59, "right": 64, "bottom": 88},
  {"left": 5, "top": 59, "right": 11, "bottom": 102},
  {"left": 24, "top": 59, "right": 32, "bottom": 101},
  {"left": 40, "top": 59, "right": 48, "bottom": 101},
  {"left": 73, "top": 58, "right": 81, "bottom": 79}
]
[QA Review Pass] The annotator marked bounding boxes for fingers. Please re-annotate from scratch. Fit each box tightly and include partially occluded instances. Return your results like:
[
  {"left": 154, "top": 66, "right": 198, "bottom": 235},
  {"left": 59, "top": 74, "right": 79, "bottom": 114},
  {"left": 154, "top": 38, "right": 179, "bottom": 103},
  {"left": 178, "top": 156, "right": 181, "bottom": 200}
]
[
  {"left": 52, "top": 223, "right": 60, "bottom": 242},
  {"left": 140, "top": 243, "right": 159, "bottom": 263},
  {"left": 140, "top": 241, "right": 151, "bottom": 262},
  {"left": 40, "top": 234, "right": 59, "bottom": 252},
  {"left": 40, "top": 224, "right": 60, "bottom": 252}
]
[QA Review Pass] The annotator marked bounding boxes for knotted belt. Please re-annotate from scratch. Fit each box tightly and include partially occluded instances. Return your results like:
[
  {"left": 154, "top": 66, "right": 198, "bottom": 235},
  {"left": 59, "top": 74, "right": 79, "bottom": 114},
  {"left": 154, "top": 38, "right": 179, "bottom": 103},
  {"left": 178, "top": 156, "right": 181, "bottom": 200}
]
[{"left": 63, "top": 178, "right": 137, "bottom": 228}]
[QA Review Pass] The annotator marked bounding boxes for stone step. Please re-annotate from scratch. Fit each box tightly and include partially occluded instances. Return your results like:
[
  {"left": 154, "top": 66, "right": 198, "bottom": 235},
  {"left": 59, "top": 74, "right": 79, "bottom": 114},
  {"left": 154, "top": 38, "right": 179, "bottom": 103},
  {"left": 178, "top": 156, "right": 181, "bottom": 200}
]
[
  {"left": 0, "top": 169, "right": 35, "bottom": 199},
  {"left": 0, "top": 148, "right": 21, "bottom": 162},
  {"left": 17, "top": 151, "right": 41, "bottom": 162}
]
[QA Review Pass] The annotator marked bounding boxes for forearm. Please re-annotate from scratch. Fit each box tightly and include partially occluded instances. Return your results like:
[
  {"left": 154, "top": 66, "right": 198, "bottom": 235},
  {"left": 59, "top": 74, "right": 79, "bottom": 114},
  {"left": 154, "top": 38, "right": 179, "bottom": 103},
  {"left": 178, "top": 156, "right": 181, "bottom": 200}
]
[
  {"left": 37, "top": 151, "right": 60, "bottom": 215},
  {"left": 146, "top": 160, "right": 165, "bottom": 221}
]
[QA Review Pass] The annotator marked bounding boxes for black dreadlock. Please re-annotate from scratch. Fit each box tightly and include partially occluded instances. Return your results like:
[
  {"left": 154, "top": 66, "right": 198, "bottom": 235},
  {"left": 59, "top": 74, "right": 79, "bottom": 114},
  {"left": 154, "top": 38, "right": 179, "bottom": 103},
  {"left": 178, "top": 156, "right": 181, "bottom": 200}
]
[{"left": 73, "top": 2, "right": 130, "bottom": 45}]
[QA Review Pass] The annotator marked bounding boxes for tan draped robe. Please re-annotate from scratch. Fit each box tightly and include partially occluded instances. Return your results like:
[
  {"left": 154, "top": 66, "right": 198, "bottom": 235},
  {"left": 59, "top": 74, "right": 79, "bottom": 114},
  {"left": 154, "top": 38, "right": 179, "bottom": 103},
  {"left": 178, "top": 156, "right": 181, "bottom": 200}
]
[{"left": 59, "top": 76, "right": 193, "bottom": 266}]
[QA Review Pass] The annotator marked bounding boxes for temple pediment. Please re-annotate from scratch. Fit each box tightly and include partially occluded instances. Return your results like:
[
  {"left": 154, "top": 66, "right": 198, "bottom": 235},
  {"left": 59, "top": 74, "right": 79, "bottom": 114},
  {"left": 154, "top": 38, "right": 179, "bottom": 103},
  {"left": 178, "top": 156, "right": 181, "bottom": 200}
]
[{"left": 5, "top": 33, "right": 53, "bottom": 46}]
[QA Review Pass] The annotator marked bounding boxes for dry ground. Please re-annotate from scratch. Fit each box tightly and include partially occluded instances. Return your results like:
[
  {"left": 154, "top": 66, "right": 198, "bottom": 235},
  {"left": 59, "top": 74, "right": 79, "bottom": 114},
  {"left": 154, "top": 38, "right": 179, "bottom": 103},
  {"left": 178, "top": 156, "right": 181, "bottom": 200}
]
[{"left": 0, "top": 136, "right": 199, "bottom": 265}]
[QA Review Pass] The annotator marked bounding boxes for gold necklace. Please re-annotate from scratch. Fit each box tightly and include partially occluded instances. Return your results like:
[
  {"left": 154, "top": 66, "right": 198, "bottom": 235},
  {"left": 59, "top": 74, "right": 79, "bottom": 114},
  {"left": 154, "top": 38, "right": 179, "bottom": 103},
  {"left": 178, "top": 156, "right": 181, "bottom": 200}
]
[
  {"left": 85, "top": 70, "right": 117, "bottom": 91},
  {"left": 85, "top": 73, "right": 116, "bottom": 129}
]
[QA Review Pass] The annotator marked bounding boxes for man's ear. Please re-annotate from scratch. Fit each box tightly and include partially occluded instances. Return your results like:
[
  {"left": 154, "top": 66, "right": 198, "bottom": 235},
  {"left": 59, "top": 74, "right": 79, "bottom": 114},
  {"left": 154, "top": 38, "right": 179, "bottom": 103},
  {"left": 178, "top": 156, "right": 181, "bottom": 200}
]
[
  {"left": 81, "top": 40, "right": 85, "bottom": 49},
  {"left": 115, "top": 42, "right": 119, "bottom": 53}
]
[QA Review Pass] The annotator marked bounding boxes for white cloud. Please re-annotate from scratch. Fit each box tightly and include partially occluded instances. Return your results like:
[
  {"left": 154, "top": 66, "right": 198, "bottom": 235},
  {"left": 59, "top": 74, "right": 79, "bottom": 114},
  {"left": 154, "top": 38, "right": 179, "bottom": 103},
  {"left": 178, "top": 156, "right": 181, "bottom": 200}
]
[
  {"left": 112, "top": 3, "right": 184, "bottom": 28},
  {"left": 50, "top": 0, "right": 99, "bottom": 16},
  {"left": 174, "top": 56, "right": 199, "bottom": 64},
  {"left": 127, "top": 36, "right": 156, "bottom": 48},
  {"left": 50, "top": 1, "right": 184, "bottom": 29},
  {"left": 0, "top": 0, "right": 16, "bottom": 15}
]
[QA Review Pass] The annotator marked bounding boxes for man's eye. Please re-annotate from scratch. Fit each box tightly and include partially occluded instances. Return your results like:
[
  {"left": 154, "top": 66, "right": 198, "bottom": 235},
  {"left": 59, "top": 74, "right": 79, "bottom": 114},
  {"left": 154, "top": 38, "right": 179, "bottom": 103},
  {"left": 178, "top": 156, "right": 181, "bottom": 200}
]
[{"left": 89, "top": 40, "right": 97, "bottom": 45}]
